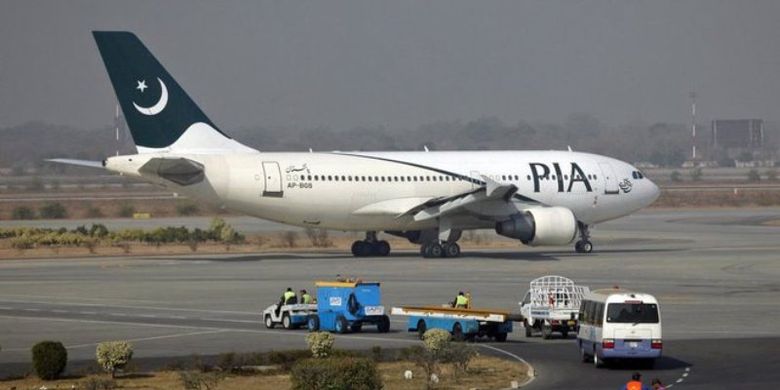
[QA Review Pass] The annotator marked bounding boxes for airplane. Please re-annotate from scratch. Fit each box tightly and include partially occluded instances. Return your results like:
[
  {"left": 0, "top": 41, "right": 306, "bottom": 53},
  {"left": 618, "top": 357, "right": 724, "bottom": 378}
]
[{"left": 52, "top": 31, "right": 661, "bottom": 258}]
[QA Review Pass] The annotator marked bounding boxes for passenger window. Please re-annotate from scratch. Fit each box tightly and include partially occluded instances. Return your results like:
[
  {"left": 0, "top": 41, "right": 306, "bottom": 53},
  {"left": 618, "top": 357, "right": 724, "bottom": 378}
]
[
  {"left": 594, "top": 175, "right": 597, "bottom": 180},
  {"left": 327, "top": 175, "right": 332, "bottom": 181},
  {"left": 368, "top": 177, "right": 372, "bottom": 182}
]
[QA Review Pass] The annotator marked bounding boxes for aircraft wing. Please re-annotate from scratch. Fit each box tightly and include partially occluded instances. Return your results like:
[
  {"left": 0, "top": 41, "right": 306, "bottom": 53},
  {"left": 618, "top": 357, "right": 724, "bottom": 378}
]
[
  {"left": 352, "top": 175, "right": 543, "bottom": 221},
  {"left": 46, "top": 158, "right": 105, "bottom": 169},
  {"left": 408, "top": 175, "right": 536, "bottom": 222}
]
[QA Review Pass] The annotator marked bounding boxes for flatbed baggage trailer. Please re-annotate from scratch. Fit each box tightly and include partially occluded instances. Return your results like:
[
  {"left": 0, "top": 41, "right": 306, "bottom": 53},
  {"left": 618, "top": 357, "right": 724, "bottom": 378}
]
[
  {"left": 391, "top": 305, "right": 513, "bottom": 342},
  {"left": 519, "top": 275, "right": 590, "bottom": 339}
]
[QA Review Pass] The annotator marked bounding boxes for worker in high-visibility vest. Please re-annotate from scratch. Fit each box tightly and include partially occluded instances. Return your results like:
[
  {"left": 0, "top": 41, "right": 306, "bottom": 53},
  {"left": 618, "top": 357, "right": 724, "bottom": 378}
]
[
  {"left": 621, "top": 372, "right": 650, "bottom": 390},
  {"left": 300, "top": 289, "right": 313, "bottom": 304},
  {"left": 454, "top": 291, "right": 469, "bottom": 308},
  {"left": 283, "top": 287, "right": 297, "bottom": 304}
]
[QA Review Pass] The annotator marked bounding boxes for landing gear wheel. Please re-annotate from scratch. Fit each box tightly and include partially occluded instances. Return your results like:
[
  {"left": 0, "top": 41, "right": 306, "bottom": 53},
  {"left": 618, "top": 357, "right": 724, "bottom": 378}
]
[
  {"left": 352, "top": 241, "right": 365, "bottom": 257},
  {"left": 282, "top": 314, "right": 292, "bottom": 329},
  {"left": 417, "top": 319, "right": 427, "bottom": 340},
  {"left": 428, "top": 243, "right": 443, "bottom": 258},
  {"left": 442, "top": 242, "right": 461, "bottom": 258},
  {"left": 494, "top": 332, "right": 508, "bottom": 342},
  {"left": 575, "top": 240, "right": 593, "bottom": 253},
  {"left": 264, "top": 315, "right": 275, "bottom": 329},
  {"left": 374, "top": 240, "right": 391, "bottom": 256}
]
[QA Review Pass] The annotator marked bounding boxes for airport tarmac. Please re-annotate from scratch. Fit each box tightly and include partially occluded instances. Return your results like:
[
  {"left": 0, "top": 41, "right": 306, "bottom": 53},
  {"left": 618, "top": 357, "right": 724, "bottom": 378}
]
[{"left": 1, "top": 208, "right": 779, "bottom": 388}]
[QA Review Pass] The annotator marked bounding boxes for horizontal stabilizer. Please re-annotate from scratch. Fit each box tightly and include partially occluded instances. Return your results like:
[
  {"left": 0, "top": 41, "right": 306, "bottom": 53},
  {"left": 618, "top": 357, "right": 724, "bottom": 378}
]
[{"left": 46, "top": 158, "right": 105, "bottom": 169}]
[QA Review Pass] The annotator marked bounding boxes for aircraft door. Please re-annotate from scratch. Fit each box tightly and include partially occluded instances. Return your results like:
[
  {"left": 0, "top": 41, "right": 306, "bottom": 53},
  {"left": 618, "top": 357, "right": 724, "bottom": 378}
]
[
  {"left": 262, "top": 161, "right": 284, "bottom": 197},
  {"left": 598, "top": 162, "right": 619, "bottom": 195}
]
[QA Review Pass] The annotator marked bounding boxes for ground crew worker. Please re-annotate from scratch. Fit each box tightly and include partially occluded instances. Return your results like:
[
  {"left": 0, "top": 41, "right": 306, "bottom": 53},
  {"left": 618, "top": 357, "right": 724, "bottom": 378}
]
[
  {"left": 454, "top": 291, "right": 469, "bottom": 308},
  {"left": 300, "top": 289, "right": 313, "bottom": 304},
  {"left": 621, "top": 372, "right": 650, "bottom": 390},
  {"left": 283, "top": 287, "right": 297, "bottom": 304}
]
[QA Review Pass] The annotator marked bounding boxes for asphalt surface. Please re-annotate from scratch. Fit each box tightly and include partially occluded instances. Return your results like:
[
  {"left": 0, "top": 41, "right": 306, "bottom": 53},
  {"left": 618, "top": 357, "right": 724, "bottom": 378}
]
[{"left": 1, "top": 208, "right": 779, "bottom": 389}]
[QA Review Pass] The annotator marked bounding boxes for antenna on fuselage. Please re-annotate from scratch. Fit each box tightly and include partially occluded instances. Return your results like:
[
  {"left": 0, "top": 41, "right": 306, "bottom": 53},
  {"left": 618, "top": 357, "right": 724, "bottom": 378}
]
[
  {"left": 423, "top": 145, "right": 429, "bottom": 152},
  {"left": 567, "top": 145, "right": 573, "bottom": 152}
]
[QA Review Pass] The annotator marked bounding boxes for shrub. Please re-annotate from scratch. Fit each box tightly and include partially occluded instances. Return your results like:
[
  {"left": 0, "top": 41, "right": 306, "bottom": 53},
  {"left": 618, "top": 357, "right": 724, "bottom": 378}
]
[
  {"left": 423, "top": 328, "right": 452, "bottom": 353},
  {"left": 443, "top": 342, "right": 478, "bottom": 378},
  {"left": 689, "top": 167, "right": 702, "bottom": 181},
  {"left": 117, "top": 204, "right": 135, "bottom": 218},
  {"left": 82, "top": 377, "right": 117, "bottom": 390},
  {"left": 39, "top": 202, "right": 68, "bottom": 219},
  {"left": 89, "top": 224, "right": 109, "bottom": 238},
  {"left": 12, "top": 206, "right": 35, "bottom": 220},
  {"left": 96, "top": 341, "right": 134, "bottom": 378},
  {"left": 31, "top": 340, "right": 68, "bottom": 380},
  {"left": 748, "top": 169, "right": 761, "bottom": 182},
  {"left": 306, "top": 332, "right": 335, "bottom": 358},
  {"left": 177, "top": 203, "right": 199, "bottom": 216},
  {"left": 179, "top": 371, "right": 224, "bottom": 390},
  {"left": 10, "top": 235, "right": 35, "bottom": 250},
  {"left": 767, "top": 169, "right": 778, "bottom": 182},
  {"left": 290, "top": 357, "right": 382, "bottom": 390},
  {"left": 281, "top": 231, "right": 299, "bottom": 247},
  {"left": 268, "top": 349, "right": 312, "bottom": 371},
  {"left": 305, "top": 228, "right": 333, "bottom": 247},
  {"left": 670, "top": 170, "right": 682, "bottom": 182},
  {"left": 86, "top": 206, "right": 104, "bottom": 218}
]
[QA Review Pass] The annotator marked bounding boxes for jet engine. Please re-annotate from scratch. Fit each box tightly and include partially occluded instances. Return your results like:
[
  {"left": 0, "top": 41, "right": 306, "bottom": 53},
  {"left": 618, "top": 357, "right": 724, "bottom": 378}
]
[{"left": 495, "top": 207, "right": 577, "bottom": 246}]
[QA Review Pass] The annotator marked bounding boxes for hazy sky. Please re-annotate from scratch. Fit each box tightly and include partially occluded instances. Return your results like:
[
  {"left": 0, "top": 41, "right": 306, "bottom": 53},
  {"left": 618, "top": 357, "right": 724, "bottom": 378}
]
[{"left": 1, "top": 1, "right": 779, "bottom": 131}]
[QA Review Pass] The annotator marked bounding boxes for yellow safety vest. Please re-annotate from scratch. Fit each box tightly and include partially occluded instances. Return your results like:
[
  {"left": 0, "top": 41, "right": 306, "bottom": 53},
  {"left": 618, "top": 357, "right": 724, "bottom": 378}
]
[
  {"left": 302, "top": 293, "right": 312, "bottom": 304},
  {"left": 283, "top": 291, "right": 296, "bottom": 302},
  {"left": 456, "top": 295, "right": 469, "bottom": 307}
]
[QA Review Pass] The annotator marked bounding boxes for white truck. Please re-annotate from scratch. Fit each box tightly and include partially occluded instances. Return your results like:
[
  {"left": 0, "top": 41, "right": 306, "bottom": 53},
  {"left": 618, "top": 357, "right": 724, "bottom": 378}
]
[
  {"left": 262, "top": 303, "right": 317, "bottom": 330},
  {"left": 519, "top": 275, "right": 589, "bottom": 339}
]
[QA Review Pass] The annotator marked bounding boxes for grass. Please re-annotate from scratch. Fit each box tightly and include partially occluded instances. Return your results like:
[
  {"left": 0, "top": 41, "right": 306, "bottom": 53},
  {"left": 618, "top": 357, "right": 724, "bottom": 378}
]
[{"left": 0, "top": 356, "right": 530, "bottom": 390}]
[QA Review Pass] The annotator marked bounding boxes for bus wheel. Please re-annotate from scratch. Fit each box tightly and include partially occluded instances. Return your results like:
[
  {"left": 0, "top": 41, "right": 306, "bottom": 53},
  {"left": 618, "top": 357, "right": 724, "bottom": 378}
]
[
  {"left": 580, "top": 344, "right": 591, "bottom": 363},
  {"left": 593, "top": 351, "right": 604, "bottom": 368}
]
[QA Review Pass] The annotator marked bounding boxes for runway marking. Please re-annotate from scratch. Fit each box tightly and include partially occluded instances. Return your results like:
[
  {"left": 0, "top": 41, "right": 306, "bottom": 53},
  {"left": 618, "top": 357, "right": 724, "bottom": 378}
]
[
  {"left": 667, "top": 367, "right": 692, "bottom": 389},
  {"left": 51, "top": 309, "right": 68, "bottom": 313},
  {"left": 477, "top": 344, "right": 535, "bottom": 387},
  {"left": 63, "top": 329, "right": 230, "bottom": 350},
  {"left": 0, "top": 306, "right": 12, "bottom": 310},
  {"left": 80, "top": 311, "right": 97, "bottom": 315},
  {"left": 23, "top": 308, "right": 40, "bottom": 312},
  {"left": 0, "top": 297, "right": 258, "bottom": 316},
  {"left": 200, "top": 317, "right": 259, "bottom": 324},
  {"left": 109, "top": 313, "right": 128, "bottom": 317}
]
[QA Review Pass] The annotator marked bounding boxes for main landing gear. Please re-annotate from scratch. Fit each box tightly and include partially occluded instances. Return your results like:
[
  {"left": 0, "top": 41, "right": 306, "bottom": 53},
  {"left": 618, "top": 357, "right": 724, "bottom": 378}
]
[
  {"left": 351, "top": 231, "right": 391, "bottom": 257},
  {"left": 420, "top": 241, "right": 461, "bottom": 258},
  {"left": 575, "top": 222, "right": 593, "bottom": 254}
]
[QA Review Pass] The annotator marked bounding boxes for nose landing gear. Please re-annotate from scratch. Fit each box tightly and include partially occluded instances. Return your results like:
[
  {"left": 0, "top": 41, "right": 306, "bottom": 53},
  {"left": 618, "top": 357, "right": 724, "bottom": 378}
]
[{"left": 575, "top": 222, "right": 593, "bottom": 253}]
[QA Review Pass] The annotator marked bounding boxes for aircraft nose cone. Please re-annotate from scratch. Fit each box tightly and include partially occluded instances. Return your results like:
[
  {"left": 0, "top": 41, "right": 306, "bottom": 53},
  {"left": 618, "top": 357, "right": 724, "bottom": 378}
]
[{"left": 648, "top": 180, "right": 661, "bottom": 203}]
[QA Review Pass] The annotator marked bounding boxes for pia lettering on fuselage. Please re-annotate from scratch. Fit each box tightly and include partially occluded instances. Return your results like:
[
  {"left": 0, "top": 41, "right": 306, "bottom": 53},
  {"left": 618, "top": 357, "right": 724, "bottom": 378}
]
[{"left": 529, "top": 162, "right": 592, "bottom": 193}]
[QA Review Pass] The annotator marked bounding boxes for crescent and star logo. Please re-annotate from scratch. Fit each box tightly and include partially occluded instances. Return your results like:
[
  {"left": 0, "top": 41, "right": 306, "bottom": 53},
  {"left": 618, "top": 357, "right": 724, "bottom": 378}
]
[{"left": 132, "top": 77, "right": 168, "bottom": 116}]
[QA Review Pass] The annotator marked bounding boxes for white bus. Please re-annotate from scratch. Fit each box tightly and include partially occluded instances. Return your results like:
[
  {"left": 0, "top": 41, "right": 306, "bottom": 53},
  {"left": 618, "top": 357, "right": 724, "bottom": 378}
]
[{"left": 576, "top": 288, "right": 662, "bottom": 368}]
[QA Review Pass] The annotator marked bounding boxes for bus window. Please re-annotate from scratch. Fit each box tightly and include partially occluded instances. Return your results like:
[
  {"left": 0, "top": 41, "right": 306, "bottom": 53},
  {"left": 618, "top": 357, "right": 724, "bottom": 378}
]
[
  {"left": 606, "top": 303, "right": 659, "bottom": 323},
  {"left": 595, "top": 302, "right": 604, "bottom": 326}
]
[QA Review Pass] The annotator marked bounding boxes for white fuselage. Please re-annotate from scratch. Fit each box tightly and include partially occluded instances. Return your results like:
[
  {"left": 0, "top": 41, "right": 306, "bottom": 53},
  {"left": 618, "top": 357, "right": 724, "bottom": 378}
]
[{"left": 107, "top": 150, "right": 660, "bottom": 232}]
